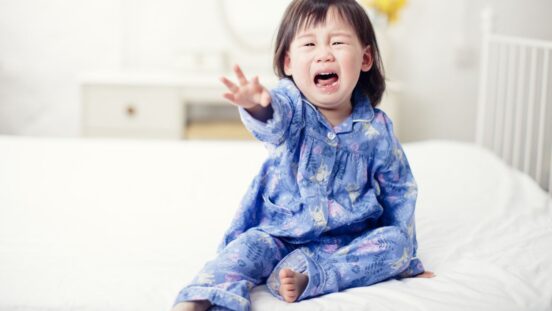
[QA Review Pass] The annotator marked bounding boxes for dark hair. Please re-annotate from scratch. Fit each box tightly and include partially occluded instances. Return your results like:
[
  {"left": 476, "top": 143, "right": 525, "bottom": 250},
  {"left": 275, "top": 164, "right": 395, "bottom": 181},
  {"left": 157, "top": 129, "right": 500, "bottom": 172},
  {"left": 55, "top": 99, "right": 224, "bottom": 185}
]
[{"left": 273, "top": 0, "right": 385, "bottom": 106}]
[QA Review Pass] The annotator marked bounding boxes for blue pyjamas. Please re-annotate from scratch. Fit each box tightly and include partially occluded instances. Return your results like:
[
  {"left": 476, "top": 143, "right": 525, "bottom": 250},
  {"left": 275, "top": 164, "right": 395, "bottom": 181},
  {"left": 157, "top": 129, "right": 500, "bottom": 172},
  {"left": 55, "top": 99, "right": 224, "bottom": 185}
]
[{"left": 174, "top": 78, "right": 425, "bottom": 310}]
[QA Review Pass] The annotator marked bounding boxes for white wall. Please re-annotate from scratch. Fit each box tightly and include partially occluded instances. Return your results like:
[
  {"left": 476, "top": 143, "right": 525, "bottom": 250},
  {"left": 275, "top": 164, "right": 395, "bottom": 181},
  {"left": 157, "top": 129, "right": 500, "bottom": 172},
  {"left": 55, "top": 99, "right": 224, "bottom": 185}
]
[
  {"left": 0, "top": 0, "right": 123, "bottom": 136},
  {"left": 389, "top": 0, "right": 552, "bottom": 142},
  {"left": 0, "top": 0, "right": 551, "bottom": 141}
]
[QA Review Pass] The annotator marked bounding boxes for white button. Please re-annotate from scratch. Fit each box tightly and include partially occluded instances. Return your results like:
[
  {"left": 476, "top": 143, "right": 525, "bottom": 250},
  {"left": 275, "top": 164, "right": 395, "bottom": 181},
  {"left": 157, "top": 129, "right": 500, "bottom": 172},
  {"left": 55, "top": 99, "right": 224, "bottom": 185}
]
[{"left": 327, "top": 132, "right": 336, "bottom": 140}]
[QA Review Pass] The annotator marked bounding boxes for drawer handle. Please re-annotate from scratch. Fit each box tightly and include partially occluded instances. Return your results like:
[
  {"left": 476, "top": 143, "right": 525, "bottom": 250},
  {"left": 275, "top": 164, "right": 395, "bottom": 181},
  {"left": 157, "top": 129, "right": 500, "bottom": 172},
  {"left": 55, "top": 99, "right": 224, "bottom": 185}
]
[{"left": 125, "top": 104, "right": 137, "bottom": 117}]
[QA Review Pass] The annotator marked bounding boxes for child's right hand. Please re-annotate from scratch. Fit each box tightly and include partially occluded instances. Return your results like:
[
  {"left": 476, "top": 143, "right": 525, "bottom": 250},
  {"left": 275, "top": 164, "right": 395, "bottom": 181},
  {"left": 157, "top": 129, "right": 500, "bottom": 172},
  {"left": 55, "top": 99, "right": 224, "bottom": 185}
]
[{"left": 220, "top": 64, "right": 271, "bottom": 109}]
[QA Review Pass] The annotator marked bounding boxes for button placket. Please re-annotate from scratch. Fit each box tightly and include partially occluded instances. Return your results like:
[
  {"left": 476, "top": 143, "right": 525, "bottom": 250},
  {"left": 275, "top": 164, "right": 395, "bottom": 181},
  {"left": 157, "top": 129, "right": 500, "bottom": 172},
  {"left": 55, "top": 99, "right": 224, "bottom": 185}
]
[{"left": 326, "top": 131, "right": 338, "bottom": 147}]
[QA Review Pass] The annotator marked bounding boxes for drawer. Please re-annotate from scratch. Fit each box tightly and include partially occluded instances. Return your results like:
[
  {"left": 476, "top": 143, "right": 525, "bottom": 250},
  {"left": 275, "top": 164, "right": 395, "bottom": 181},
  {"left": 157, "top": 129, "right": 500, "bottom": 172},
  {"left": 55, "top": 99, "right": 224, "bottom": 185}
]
[{"left": 82, "top": 85, "right": 183, "bottom": 139}]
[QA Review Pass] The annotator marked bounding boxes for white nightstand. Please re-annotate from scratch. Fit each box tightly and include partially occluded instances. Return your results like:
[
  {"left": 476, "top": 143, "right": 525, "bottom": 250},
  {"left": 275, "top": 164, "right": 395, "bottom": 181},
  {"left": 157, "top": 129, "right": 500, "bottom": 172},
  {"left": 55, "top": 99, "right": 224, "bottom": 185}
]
[
  {"left": 81, "top": 84, "right": 183, "bottom": 139},
  {"left": 80, "top": 73, "right": 277, "bottom": 139}
]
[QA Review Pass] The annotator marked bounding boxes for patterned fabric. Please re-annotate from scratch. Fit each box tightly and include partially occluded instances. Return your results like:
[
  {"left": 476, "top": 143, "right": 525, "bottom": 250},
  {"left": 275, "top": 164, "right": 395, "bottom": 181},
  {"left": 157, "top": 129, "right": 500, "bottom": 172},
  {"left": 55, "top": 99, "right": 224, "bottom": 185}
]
[{"left": 174, "top": 78, "right": 424, "bottom": 310}]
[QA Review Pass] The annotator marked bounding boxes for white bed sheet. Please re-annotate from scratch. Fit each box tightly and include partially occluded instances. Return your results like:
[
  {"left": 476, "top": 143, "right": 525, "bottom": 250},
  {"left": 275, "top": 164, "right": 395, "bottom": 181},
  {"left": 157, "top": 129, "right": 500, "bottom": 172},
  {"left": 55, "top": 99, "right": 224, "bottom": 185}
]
[{"left": 0, "top": 136, "right": 551, "bottom": 311}]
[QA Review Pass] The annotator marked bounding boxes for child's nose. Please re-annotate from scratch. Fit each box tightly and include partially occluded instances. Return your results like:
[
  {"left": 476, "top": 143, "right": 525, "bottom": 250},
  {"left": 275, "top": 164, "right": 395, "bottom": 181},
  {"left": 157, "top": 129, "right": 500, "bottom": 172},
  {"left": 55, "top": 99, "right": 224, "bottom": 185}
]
[{"left": 316, "top": 47, "right": 335, "bottom": 63}]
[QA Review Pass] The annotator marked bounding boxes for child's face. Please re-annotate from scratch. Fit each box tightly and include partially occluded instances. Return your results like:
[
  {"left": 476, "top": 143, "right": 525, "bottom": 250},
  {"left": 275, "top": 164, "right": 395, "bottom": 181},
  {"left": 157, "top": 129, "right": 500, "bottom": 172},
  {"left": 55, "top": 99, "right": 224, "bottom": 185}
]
[{"left": 284, "top": 7, "right": 372, "bottom": 111}]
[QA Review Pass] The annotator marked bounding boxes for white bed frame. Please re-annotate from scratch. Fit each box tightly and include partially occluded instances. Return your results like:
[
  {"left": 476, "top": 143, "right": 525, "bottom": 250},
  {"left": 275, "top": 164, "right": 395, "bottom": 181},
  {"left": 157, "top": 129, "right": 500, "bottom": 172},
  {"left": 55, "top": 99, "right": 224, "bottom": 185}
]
[{"left": 476, "top": 8, "right": 552, "bottom": 195}]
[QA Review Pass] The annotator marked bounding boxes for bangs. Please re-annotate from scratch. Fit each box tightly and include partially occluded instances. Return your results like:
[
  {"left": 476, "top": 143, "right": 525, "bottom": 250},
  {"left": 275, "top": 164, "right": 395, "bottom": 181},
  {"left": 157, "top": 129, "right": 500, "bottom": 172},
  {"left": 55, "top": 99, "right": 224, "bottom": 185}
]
[
  {"left": 296, "top": 6, "right": 340, "bottom": 32},
  {"left": 295, "top": 4, "right": 352, "bottom": 37}
]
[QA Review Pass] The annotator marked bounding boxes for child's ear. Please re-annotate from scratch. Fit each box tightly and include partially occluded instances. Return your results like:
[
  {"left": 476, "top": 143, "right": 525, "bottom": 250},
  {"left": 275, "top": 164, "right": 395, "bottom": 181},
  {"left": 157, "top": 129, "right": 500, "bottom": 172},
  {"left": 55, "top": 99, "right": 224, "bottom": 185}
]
[
  {"left": 284, "top": 53, "right": 292, "bottom": 76},
  {"left": 361, "top": 46, "right": 373, "bottom": 72}
]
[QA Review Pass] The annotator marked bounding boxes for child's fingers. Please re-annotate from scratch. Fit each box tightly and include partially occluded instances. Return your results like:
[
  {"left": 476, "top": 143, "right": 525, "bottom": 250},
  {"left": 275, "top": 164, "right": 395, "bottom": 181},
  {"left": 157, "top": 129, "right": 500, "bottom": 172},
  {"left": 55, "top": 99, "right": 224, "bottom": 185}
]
[
  {"left": 260, "top": 90, "right": 271, "bottom": 107},
  {"left": 222, "top": 92, "right": 237, "bottom": 104},
  {"left": 250, "top": 76, "right": 271, "bottom": 107},
  {"left": 251, "top": 76, "right": 270, "bottom": 107},
  {"left": 220, "top": 76, "right": 239, "bottom": 93},
  {"left": 251, "top": 76, "right": 262, "bottom": 92},
  {"left": 234, "top": 64, "right": 248, "bottom": 86},
  {"left": 252, "top": 76, "right": 265, "bottom": 94}
]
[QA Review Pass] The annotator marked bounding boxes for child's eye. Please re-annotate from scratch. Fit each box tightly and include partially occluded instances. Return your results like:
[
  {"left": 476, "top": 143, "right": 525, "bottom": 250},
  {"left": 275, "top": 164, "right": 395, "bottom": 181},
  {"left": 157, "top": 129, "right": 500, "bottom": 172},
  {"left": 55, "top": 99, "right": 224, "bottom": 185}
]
[
  {"left": 304, "top": 43, "right": 315, "bottom": 47},
  {"left": 332, "top": 41, "right": 345, "bottom": 46}
]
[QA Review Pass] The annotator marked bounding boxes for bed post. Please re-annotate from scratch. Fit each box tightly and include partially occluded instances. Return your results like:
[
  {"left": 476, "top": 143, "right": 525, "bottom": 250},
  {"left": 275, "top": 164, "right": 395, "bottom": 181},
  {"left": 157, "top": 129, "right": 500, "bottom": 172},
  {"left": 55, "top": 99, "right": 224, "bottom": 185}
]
[{"left": 475, "top": 7, "right": 494, "bottom": 146}]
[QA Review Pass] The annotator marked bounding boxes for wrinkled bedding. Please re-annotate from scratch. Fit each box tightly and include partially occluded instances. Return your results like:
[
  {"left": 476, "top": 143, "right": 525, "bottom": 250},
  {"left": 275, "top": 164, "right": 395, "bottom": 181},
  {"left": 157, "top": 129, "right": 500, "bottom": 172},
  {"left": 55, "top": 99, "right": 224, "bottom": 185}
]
[{"left": 0, "top": 136, "right": 551, "bottom": 311}]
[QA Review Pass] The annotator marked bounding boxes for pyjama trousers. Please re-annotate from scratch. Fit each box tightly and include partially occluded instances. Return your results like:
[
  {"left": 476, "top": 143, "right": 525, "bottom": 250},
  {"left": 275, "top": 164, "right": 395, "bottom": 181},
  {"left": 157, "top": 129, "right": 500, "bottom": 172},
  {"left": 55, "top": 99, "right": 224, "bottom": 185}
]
[{"left": 174, "top": 226, "right": 411, "bottom": 311}]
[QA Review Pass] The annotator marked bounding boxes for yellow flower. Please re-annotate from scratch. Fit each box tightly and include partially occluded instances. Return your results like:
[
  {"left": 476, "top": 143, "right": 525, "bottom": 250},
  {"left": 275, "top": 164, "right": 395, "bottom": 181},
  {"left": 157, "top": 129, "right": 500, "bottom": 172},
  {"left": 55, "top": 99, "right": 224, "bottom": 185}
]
[{"left": 360, "top": 0, "right": 407, "bottom": 24}]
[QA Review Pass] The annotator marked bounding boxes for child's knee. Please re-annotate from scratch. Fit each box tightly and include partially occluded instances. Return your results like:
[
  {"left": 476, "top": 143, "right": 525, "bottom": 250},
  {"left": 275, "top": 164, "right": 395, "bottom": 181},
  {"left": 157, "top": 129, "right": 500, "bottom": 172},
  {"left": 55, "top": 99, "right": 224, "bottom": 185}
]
[{"left": 221, "top": 229, "right": 284, "bottom": 274}]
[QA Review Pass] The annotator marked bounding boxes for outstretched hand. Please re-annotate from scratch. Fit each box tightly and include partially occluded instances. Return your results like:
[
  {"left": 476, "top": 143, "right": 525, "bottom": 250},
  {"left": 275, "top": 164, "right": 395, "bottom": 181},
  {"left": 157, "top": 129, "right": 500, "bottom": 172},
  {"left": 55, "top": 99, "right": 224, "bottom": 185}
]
[{"left": 220, "top": 64, "right": 271, "bottom": 109}]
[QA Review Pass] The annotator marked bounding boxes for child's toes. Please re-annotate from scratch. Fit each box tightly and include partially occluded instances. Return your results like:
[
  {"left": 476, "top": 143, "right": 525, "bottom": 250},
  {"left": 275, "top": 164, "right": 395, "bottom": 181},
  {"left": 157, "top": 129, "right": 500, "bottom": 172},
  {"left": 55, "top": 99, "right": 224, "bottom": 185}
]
[
  {"left": 285, "top": 293, "right": 297, "bottom": 302},
  {"left": 282, "top": 288, "right": 297, "bottom": 302},
  {"left": 279, "top": 268, "right": 295, "bottom": 279},
  {"left": 280, "top": 276, "right": 295, "bottom": 284},
  {"left": 278, "top": 269, "right": 303, "bottom": 303},
  {"left": 279, "top": 283, "right": 297, "bottom": 302},
  {"left": 281, "top": 283, "right": 294, "bottom": 293}
]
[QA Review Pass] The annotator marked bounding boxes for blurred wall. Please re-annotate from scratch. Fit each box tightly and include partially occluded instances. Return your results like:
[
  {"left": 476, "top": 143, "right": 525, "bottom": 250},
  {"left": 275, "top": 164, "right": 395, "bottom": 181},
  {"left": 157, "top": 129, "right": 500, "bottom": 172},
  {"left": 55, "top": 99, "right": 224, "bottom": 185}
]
[
  {"left": 0, "top": 1, "right": 123, "bottom": 136},
  {"left": 0, "top": 0, "right": 551, "bottom": 141},
  {"left": 390, "top": 0, "right": 552, "bottom": 142}
]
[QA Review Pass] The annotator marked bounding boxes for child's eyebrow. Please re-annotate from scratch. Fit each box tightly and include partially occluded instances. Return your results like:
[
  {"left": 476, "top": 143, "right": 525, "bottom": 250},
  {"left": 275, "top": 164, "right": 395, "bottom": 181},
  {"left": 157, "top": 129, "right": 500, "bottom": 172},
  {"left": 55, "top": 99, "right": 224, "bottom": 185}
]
[
  {"left": 330, "top": 32, "right": 354, "bottom": 38},
  {"left": 295, "top": 33, "right": 315, "bottom": 40},
  {"left": 295, "top": 31, "right": 353, "bottom": 40}
]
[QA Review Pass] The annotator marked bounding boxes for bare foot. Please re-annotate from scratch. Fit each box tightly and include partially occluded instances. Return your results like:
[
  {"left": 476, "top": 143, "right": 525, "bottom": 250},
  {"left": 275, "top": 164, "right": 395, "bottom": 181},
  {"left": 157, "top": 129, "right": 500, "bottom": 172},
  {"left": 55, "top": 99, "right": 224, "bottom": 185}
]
[
  {"left": 171, "top": 300, "right": 211, "bottom": 311},
  {"left": 416, "top": 271, "right": 436, "bottom": 278},
  {"left": 278, "top": 268, "right": 309, "bottom": 303}
]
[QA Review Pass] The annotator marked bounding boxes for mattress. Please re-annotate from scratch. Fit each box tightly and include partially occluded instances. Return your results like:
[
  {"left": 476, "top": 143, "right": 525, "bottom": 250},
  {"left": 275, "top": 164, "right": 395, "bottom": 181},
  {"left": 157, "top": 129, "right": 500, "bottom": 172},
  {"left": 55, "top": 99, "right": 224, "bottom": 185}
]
[{"left": 0, "top": 136, "right": 551, "bottom": 311}]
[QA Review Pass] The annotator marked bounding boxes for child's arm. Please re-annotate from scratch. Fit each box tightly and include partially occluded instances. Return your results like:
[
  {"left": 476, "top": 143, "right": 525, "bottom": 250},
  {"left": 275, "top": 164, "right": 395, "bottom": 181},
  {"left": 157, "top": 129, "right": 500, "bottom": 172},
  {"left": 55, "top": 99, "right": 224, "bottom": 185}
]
[
  {"left": 375, "top": 113, "right": 426, "bottom": 277},
  {"left": 220, "top": 64, "right": 299, "bottom": 146},
  {"left": 220, "top": 64, "right": 273, "bottom": 122}
]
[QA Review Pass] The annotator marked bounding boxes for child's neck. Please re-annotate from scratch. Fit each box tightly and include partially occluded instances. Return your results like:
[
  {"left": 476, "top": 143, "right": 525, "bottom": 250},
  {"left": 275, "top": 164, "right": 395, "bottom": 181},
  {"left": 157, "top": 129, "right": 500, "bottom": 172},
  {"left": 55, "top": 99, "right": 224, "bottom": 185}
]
[{"left": 318, "top": 102, "right": 353, "bottom": 128}]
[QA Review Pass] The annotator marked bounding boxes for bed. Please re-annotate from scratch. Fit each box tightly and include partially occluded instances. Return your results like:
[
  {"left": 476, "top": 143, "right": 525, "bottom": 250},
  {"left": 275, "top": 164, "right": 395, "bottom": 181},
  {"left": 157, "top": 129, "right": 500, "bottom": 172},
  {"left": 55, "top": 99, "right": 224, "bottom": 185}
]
[
  {"left": 0, "top": 137, "right": 551, "bottom": 311},
  {"left": 2, "top": 15, "right": 552, "bottom": 311}
]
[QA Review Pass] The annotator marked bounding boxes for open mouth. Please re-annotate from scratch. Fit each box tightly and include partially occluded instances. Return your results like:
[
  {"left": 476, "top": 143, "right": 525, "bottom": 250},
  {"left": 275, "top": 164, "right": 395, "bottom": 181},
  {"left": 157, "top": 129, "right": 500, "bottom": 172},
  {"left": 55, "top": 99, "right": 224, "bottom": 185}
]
[{"left": 314, "top": 72, "right": 339, "bottom": 87}]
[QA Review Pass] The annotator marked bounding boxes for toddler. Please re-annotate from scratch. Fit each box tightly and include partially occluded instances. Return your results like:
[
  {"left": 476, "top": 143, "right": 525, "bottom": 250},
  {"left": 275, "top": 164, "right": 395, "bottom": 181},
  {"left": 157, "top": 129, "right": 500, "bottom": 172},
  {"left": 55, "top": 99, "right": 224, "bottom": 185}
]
[{"left": 173, "top": 0, "right": 432, "bottom": 310}]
